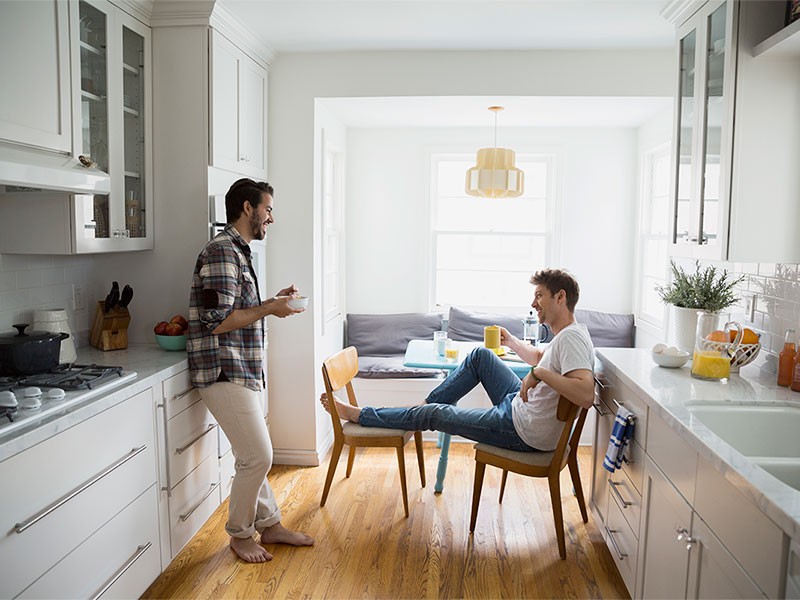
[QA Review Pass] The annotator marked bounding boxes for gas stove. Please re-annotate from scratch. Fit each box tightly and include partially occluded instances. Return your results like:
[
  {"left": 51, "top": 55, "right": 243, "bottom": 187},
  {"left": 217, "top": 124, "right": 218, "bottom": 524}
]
[{"left": 0, "top": 364, "right": 137, "bottom": 437}]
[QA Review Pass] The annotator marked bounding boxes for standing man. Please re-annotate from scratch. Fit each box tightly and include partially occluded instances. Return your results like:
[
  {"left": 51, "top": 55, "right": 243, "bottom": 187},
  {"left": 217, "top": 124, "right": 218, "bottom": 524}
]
[
  {"left": 188, "top": 178, "right": 314, "bottom": 563},
  {"left": 322, "top": 269, "right": 594, "bottom": 452}
]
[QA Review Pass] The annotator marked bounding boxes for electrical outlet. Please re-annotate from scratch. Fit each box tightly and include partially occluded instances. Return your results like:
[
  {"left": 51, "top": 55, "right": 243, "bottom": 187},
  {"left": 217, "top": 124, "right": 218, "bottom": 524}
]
[
  {"left": 72, "top": 284, "right": 86, "bottom": 311},
  {"left": 746, "top": 293, "right": 757, "bottom": 322}
]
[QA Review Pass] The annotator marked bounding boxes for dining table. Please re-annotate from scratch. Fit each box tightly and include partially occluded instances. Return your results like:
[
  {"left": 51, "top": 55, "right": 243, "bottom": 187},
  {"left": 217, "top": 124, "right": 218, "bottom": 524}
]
[{"left": 402, "top": 339, "right": 531, "bottom": 493}]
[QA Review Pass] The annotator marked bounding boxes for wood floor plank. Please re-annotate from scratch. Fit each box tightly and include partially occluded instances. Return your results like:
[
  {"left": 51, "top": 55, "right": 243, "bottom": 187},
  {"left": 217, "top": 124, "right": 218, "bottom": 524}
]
[{"left": 143, "top": 443, "right": 629, "bottom": 599}]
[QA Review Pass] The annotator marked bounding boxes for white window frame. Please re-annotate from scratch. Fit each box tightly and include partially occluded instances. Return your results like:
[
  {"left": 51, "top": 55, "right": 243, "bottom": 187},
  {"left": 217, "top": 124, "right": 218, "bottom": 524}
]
[
  {"left": 321, "top": 131, "right": 344, "bottom": 331},
  {"left": 428, "top": 152, "right": 556, "bottom": 313}
]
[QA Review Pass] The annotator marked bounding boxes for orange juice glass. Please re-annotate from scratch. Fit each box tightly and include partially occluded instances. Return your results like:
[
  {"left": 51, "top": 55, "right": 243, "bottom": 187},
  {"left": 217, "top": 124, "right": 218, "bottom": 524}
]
[{"left": 691, "top": 350, "right": 730, "bottom": 381}]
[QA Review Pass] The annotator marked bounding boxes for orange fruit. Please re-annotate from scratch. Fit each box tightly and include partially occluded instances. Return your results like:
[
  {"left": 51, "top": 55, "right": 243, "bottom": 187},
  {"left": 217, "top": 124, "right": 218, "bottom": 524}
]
[
  {"left": 705, "top": 330, "right": 729, "bottom": 342},
  {"left": 726, "top": 327, "right": 760, "bottom": 344}
]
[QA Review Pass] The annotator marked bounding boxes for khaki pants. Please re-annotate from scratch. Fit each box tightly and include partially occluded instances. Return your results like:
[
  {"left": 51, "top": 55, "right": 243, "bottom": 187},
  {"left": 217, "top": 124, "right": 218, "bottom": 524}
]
[{"left": 200, "top": 382, "right": 281, "bottom": 538}]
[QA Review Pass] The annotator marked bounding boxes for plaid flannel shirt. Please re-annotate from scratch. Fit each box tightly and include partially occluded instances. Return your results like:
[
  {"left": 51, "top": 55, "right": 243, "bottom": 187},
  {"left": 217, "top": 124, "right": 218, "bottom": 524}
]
[{"left": 187, "top": 225, "right": 264, "bottom": 391}]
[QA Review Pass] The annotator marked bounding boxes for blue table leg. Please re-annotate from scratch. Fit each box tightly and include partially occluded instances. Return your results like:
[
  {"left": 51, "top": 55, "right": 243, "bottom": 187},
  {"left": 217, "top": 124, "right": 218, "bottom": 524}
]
[
  {"left": 436, "top": 431, "right": 444, "bottom": 448},
  {"left": 434, "top": 433, "right": 451, "bottom": 493}
]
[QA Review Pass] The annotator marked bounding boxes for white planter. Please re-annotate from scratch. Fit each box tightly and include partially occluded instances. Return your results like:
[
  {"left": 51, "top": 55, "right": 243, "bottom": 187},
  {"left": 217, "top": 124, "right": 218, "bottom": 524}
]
[{"left": 668, "top": 306, "right": 701, "bottom": 354}]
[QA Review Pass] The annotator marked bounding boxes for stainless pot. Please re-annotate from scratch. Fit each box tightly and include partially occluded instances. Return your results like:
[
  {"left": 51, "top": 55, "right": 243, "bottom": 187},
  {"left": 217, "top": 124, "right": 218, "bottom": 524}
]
[{"left": 0, "top": 324, "right": 69, "bottom": 375}]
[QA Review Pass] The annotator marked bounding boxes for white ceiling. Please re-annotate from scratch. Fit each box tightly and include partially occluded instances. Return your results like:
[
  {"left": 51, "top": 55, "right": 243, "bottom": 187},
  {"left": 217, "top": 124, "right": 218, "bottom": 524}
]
[{"left": 220, "top": 0, "right": 676, "bottom": 54}]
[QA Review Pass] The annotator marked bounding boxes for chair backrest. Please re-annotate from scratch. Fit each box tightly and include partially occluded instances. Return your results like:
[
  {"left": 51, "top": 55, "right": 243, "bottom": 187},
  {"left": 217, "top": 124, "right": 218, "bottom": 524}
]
[
  {"left": 322, "top": 346, "right": 360, "bottom": 440},
  {"left": 550, "top": 396, "right": 583, "bottom": 475}
]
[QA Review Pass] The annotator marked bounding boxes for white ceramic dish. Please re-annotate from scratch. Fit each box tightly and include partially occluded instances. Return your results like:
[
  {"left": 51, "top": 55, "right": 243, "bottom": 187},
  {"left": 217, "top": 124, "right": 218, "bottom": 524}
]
[
  {"left": 652, "top": 350, "right": 690, "bottom": 368},
  {"left": 287, "top": 295, "right": 309, "bottom": 310}
]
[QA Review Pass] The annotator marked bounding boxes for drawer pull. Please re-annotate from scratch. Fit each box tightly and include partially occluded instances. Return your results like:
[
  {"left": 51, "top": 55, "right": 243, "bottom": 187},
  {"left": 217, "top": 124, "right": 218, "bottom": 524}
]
[
  {"left": 592, "top": 401, "right": 608, "bottom": 416},
  {"left": 91, "top": 541, "right": 152, "bottom": 600},
  {"left": 613, "top": 397, "right": 624, "bottom": 410},
  {"left": 676, "top": 527, "right": 696, "bottom": 551},
  {"left": 180, "top": 481, "right": 221, "bottom": 522},
  {"left": 173, "top": 387, "right": 196, "bottom": 401},
  {"left": 593, "top": 376, "right": 609, "bottom": 390},
  {"left": 14, "top": 446, "right": 147, "bottom": 534},
  {"left": 175, "top": 424, "right": 217, "bottom": 455},
  {"left": 605, "top": 526, "right": 628, "bottom": 560},
  {"left": 609, "top": 480, "right": 632, "bottom": 508},
  {"left": 157, "top": 402, "right": 172, "bottom": 493}
]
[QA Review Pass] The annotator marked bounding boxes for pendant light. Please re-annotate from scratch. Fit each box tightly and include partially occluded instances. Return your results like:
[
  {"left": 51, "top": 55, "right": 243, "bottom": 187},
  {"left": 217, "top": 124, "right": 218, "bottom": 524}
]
[{"left": 465, "top": 106, "right": 524, "bottom": 198}]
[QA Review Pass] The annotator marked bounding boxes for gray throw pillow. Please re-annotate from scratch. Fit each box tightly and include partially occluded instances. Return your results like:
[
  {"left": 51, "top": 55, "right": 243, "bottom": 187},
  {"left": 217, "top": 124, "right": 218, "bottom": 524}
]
[
  {"left": 575, "top": 309, "right": 635, "bottom": 348},
  {"left": 447, "top": 306, "right": 525, "bottom": 341},
  {"left": 346, "top": 312, "right": 443, "bottom": 356}
]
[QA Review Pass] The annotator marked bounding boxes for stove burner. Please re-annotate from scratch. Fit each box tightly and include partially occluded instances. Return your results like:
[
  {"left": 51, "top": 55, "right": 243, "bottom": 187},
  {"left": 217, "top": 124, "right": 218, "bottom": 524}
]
[{"left": 0, "top": 364, "right": 124, "bottom": 391}]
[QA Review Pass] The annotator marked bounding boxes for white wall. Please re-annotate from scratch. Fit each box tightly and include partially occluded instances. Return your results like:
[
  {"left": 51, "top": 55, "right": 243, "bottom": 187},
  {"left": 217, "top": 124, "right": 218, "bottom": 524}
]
[
  {"left": 345, "top": 126, "right": 638, "bottom": 314},
  {"left": 268, "top": 49, "right": 674, "bottom": 463}
]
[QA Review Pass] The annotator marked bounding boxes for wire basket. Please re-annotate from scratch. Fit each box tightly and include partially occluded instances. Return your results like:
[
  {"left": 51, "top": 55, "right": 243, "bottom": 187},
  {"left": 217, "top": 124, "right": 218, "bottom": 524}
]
[{"left": 698, "top": 340, "right": 761, "bottom": 372}]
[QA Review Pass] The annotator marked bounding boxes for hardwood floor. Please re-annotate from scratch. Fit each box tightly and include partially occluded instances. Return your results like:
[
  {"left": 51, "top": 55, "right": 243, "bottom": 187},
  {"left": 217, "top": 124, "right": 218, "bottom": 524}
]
[{"left": 143, "top": 443, "right": 629, "bottom": 599}]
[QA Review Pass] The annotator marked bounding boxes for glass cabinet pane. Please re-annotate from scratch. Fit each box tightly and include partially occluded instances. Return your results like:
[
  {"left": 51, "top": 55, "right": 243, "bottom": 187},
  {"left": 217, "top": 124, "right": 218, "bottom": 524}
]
[
  {"left": 78, "top": 1, "right": 109, "bottom": 240},
  {"left": 700, "top": 3, "right": 727, "bottom": 247},
  {"left": 122, "top": 25, "right": 146, "bottom": 238},
  {"left": 673, "top": 29, "right": 696, "bottom": 245}
]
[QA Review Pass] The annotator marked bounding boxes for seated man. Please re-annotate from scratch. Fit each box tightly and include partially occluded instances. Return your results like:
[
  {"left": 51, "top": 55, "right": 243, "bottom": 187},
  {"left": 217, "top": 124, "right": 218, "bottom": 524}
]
[{"left": 321, "top": 269, "right": 595, "bottom": 453}]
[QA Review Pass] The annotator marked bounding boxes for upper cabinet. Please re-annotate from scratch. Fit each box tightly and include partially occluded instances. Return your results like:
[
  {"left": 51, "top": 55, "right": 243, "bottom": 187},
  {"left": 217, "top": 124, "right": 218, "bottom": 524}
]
[
  {"left": 210, "top": 29, "right": 268, "bottom": 179},
  {"left": 0, "top": 0, "right": 72, "bottom": 152},
  {"left": 71, "top": 0, "right": 153, "bottom": 252},
  {"left": 668, "top": 0, "right": 800, "bottom": 262}
]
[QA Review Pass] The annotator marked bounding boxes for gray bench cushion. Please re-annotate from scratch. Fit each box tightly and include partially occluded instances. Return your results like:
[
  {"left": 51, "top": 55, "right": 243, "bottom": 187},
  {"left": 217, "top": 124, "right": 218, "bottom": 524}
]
[
  {"left": 346, "top": 312, "right": 443, "bottom": 356},
  {"left": 447, "top": 306, "right": 525, "bottom": 341},
  {"left": 575, "top": 309, "right": 635, "bottom": 348},
  {"left": 356, "top": 356, "right": 444, "bottom": 379}
]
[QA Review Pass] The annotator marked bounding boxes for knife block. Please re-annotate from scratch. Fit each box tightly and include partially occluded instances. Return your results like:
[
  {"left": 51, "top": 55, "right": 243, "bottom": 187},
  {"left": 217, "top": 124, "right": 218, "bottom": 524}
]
[{"left": 90, "top": 301, "right": 130, "bottom": 351}]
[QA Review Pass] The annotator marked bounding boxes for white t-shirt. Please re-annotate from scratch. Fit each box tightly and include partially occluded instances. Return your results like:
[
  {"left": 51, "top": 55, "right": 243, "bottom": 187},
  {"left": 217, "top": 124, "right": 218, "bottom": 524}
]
[{"left": 511, "top": 322, "right": 594, "bottom": 451}]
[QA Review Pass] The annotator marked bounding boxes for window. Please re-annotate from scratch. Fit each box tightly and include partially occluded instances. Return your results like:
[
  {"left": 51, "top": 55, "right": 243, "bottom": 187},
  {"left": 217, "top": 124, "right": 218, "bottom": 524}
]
[
  {"left": 322, "top": 134, "right": 344, "bottom": 328},
  {"left": 635, "top": 144, "right": 670, "bottom": 328},
  {"left": 430, "top": 154, "right": 554, "bottom": 311}
]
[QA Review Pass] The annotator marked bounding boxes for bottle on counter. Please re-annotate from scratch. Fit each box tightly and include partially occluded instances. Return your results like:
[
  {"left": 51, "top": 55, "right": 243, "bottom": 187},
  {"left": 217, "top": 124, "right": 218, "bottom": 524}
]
[
  {"left": 792, "top": 332, "right": 800, "bottom": 392},
  {"left": 523, "top": 311, "right": 539, "bottom": 346},
  {"left": 778, "top": 328, "right": 796, "bottom": 387}
]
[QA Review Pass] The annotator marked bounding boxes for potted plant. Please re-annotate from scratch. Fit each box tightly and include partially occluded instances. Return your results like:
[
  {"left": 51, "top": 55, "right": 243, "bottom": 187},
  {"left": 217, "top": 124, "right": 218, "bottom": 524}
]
[{"left": 657, "top": 260, "right": 744, "bottom": 352}]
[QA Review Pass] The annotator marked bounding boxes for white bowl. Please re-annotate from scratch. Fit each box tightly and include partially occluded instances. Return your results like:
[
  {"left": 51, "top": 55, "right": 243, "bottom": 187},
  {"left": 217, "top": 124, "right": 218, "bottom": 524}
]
[
  {"left": 652, "top": 350, "right": 690, "bottom": 368},
  {"left": 287, "top": 295, "right": 308, "bottom": 310}
]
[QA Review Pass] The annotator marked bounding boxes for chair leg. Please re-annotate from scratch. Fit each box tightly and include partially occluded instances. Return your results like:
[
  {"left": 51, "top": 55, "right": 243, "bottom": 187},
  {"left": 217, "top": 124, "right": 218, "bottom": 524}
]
[
  {"left": 321, "top": 440, "right": 344, "bottom": 507},
  {"left": 548, "top": 472, "right": 567, "bottom": 560},
  {"left": 346, "top": 446, "right": 356, "bottom": 478},
  {"left": 498, "top": 469, "right": 508, "bottom": 503},
  {"left": 568, "top": 455, "right": 588, "bottom": 523},
  {"left": 413, "top": 431, "right": 426, "bottom": 487},
  {"left": 469, "top": 460, "right": 486, "bottom": 533},
  {"left": 396, "top": 445, "right": 409, "bottom": 518}
]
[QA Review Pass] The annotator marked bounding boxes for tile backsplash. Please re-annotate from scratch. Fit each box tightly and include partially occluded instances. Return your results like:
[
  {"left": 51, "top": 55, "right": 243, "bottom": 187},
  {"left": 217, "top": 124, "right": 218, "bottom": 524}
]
[{"left": 0, "top": 253, "right": 94, "bottom": 347}]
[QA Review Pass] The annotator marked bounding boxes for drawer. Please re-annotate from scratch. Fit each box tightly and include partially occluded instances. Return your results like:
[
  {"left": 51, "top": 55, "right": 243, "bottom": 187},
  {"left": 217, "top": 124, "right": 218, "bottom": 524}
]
[
  {"left": 163, "top": 369, "right": 201, "bottom": 419},
  {"left": 169, "top": 452, "right": 221, "bottom": 556},
  {"left": 0, "top": 389, "right": 156, "bottom": 599},
  {"left": 19, "top": 485, "right": 161, "bottom": 599},
  {"left": 605, "top": 489, "right": 638, "bottom": 595},
  {"left": 596, "top": 375, "right": 648, "bottom": 450},
  {"left": 646, "top": 412, "right": 698, "bottom": 504},
  {"left": 788, "top": 539, "right": 800, "bottom": 599},
  {"left": 167, "top": 400, "right": 218, "bottom": 488},
  {"left": 220, "top": 449, "right": 235, "bottom": 501},
  {"left": 694, "top": 456, "right": 786, "bottom": 598},
  {"left": 608, "top": 467, "right": 642, "bottom": 539}
]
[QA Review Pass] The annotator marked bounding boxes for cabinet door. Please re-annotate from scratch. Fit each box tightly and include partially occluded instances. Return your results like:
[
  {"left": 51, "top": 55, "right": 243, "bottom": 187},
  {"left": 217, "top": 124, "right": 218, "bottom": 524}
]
[
  {"left": 210, "top": 29, "right": 241, "bottom": 174},
  {"left": 0, "top": 0, "right": 72, "bottom": 152},
  {"left": 238, "top": 58, "right": 268, "bottom": 177},
  {"left": 638, "top": 457, "right": 693, "bottom": 599},
  {"left": 590, "top": 398, "right": 614, "bottom": 526}
]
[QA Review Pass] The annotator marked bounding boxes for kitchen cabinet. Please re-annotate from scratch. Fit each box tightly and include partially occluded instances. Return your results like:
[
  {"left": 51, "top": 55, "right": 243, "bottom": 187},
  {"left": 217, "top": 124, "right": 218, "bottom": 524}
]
[
  {"left": 667, "top": 0, "right": 800, "bottom": 262},
  {"left": 0, "top": 0, "right": 72, "bottom": 153},
  {"left": 70, "top": 0, "right": 153, "bottom": 252},
  {"left": 156, "top": 368, "right": 221, "bottom": 562},
  {"left": 210, "top": 29, "right": 268, "bottom": 179},
  {"left": 0, "top": 387, "right": 160, "bottom": 599}
]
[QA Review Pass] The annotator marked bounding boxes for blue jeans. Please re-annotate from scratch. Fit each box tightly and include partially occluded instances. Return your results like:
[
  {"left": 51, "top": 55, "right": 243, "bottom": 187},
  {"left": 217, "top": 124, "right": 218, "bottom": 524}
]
[{"left": 359, "top": 347, "right": 538, "bottom": 452}]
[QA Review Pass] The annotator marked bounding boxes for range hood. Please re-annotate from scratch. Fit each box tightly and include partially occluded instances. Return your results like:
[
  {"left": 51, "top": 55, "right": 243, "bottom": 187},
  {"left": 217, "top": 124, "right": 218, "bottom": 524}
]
[{"left": 0, "top": 144, "right": 111, "bottom": 194}]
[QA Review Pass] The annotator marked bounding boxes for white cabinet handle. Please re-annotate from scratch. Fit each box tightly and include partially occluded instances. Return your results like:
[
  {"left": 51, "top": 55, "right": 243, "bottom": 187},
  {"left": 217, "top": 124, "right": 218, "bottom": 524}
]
[
  {"left": 91, "top": 541, "right": 152, "bottom": 600},
  {"left": 605, "top": 526, "right": 628, "bottom": 560},
  {"left": 180, "top": 481, "right": 221, "bottom": 521},
  {"left": 609, "top": 480, "right": 631, "bottom": 508},
  {"left": 175, "top": 423, "right": 216, "bottom": 455},
  {"left": 14, "top": 446, "right": 147, "bottom": 534}
]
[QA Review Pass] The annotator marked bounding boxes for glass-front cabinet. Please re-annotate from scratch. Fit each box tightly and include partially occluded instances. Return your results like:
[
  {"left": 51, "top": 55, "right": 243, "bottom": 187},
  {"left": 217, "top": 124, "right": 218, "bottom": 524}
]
[
  {"left": 72, "top": 0, "right": 152, "bottom": 252},
  {"left": 670, "top": 0, "right": 737, "bottom": 260}
]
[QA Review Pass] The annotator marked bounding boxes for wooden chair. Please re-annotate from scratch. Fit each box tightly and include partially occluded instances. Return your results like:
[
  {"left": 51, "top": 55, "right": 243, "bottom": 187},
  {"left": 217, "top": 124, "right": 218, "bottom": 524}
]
[
  {"left": 321, "top": 346, "right": 426, "bottom": 517},
  {"left": 469, "top": 395, "right": 589, "bottom": 559}
]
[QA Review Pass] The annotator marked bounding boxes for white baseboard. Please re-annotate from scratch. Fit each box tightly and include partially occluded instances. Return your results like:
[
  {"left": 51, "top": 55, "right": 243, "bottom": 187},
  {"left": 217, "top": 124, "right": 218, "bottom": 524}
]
[{"left": 273, "top": 448, "right": 323, "bottom": 466}]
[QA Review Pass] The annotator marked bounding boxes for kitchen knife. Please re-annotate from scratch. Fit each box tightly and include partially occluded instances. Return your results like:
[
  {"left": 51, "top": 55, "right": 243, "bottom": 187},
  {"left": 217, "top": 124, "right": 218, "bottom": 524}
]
[
  {"left": 104, "top": 281, "right": 120, "bottom": 313},
  {"left": 118, "top": 285, "right": 133, "bottom": 308}
]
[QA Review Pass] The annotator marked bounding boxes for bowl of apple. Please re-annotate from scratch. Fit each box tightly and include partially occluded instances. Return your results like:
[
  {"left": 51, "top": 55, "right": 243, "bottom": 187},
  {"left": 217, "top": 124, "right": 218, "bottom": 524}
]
[{"left": 154, "top": 315, "right": 188, "bottom": 351}]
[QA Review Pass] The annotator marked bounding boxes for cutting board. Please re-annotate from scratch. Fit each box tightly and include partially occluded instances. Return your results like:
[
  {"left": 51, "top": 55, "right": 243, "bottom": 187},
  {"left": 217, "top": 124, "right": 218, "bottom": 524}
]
[{"left": 89, "top": 301, "right": 130, "bottom": 351}]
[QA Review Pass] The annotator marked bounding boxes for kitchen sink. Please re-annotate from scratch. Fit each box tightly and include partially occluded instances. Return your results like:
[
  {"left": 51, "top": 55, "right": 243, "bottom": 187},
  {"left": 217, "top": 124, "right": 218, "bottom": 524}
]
[{"left": 687, "top": 403, "right": 800, "bottom": 491}]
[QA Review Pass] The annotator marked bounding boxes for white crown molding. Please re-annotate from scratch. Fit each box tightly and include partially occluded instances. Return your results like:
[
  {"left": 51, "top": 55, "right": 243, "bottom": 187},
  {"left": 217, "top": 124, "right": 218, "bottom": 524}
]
[
  {"left": 113, "top": 0, "right": 154, "bottom": 24},
  {"left": 660, "top": 0, "right": 705, "bottom": 27},
  {"left": 149, "top": 0, "right": 215, "bottom": 27},
  {"left": 210, "top": 3, "right": 275, "bottom": 68}
]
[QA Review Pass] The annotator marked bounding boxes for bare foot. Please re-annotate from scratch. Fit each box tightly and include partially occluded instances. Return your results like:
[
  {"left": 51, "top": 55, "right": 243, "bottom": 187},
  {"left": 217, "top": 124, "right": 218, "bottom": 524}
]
[
  {"left": 260, "top": 522, "right": 315, "bottom": 546},
  {"left": 230, "top": 536, "right": 273, "bottom": 563},
  {"left": 319, "top": 393, "right": 361, "bottom": 423}
]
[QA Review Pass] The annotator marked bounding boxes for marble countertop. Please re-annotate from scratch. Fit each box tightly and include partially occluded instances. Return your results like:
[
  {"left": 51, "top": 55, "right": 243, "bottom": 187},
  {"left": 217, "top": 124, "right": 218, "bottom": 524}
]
[
  {"left": 0, "top": 343, "right": 187, "bottom": 461},
  {"left": 596, "top": 347, "right": 800, "bottom": 540}
]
